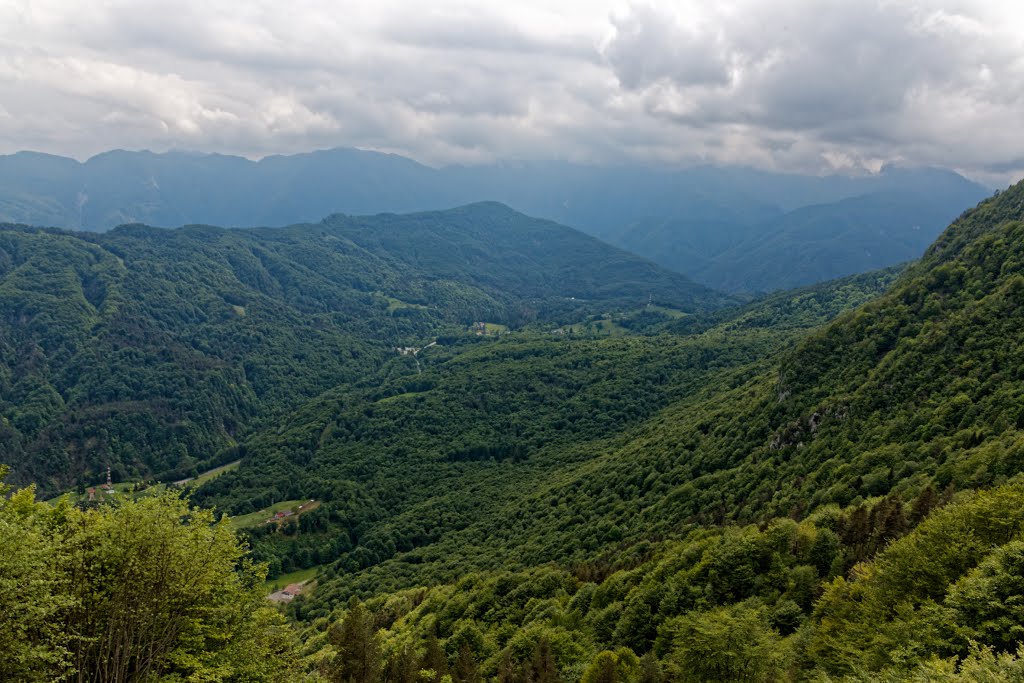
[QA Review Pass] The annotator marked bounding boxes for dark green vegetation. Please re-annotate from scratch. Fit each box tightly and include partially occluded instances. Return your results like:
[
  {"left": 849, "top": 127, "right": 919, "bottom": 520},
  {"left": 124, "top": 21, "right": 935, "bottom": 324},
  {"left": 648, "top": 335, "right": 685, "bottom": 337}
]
[
  {"left": 0, "top": 202, "right": 724, "bottom": 495},
  {"left": 5, "top": 175, "right": 1024, "bottom": 681},
  {"left": 253, "top": 179, "right": 1024, "bottom": 681},
  {"left": 295, "top": 485, "right": 1024, "bottom": 682},
  {"left": 0, "top": 148, "right": 988, "bottom": 292},
  {"left": 197, "top": 266, "right": 899, "bottom": 593}
]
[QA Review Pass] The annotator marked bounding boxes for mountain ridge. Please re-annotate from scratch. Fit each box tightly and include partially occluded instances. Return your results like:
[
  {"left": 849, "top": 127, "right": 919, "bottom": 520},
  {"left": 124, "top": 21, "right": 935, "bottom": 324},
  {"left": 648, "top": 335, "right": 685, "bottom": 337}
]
[
  {"left": 5, "top": 168, "right": 1024, "bottom": 683},
  {"left": 0, "top": 201, "right": 726, "bottom": 494},
  {"left": 0, "top": 147, "right": 991, "bottom": 293},
  {"left": 226, "top": 179, "right": 1024, "bottom": 610}
]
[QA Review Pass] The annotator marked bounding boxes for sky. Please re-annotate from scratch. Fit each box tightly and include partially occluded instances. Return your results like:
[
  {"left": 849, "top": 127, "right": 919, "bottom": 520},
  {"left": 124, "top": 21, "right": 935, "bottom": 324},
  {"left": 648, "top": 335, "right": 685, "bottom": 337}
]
[{"left": 1, "top": 0, "right": 1023, "bottom": 184}]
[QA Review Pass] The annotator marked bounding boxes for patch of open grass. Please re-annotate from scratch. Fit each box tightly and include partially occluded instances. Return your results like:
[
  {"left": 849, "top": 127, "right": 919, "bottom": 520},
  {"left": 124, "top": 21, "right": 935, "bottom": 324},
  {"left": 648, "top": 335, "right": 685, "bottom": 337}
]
[
  {"left": 379, "top": 293, "right": 428, "bottom": 312},
  {"left": 468, "top": 322, "right": 508, "bottom": 335},
  {"left": 228, "top": 499, "right": 318, "bottom": 530},
  {"left": 264, "top": 565, "right": 321, "bottom": 592},
  {"left": 645, "top": 304, "right": 688, "bottom": 319},
  {"left": 192, "top": 460, "right": 241, "bottom": 488},
  {"left": 46, "top": 481, "right": 143, "bottom": 506}
]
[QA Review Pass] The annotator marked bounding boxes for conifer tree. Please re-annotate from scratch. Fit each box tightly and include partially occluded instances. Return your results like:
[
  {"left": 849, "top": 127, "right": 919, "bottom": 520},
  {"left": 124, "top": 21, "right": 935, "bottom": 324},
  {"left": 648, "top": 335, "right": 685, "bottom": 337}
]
[
  {"left": 419, "top": 628, "right": 450, "bottom": 683},
  {"left": 452, "top": 643, "right": 481, "bottom": 683},
  {"left": 910, "top": 485, "right": 938, "bottom": 525},
  {"left": 497, "top": 652, "right": 519, "bottom": 683},
  {"left": 530, "top": 637, "right": 559, "bottom": 683},
  {"left": 384, "top": 645, "right": 419, "bottom": 683},
  {"left": 637, "top": 652, "right": 663, "bottom": 683},
  {"left": 329, "top": 597, "right": 383, "bottom": 683}
]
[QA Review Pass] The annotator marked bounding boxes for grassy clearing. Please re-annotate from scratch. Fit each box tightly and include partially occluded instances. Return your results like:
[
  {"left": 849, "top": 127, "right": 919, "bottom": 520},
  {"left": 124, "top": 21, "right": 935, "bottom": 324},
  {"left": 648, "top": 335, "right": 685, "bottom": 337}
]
[
  {"left": 228, "top": 499, "right": 318, "bottom": 530},
  {"left": 229, "top": 500, "right": 305, "bottom": 530},
  {"left": 191, "top": 460, "right": 241, "bottom": 488},
  {"left": 468, "top": 322, "right": 508, "bottom": 335},
  {"left": 46, "top": 481, "right": 142, "bottom": 506},
  {"left": 264, "top": 566, "right": 321, "bottom": 592},
  {"left": 645, "top": 304, "right": 688, "bottom": 319},
  {"left": 381, "top": 294, "right": 428, "bottom": 312}
]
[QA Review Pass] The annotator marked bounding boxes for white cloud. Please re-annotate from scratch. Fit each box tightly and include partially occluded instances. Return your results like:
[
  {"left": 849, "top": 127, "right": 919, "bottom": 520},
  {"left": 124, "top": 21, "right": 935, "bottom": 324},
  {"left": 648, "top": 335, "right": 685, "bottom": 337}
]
[{"left": 0, "top": 0, "right": 1022, "bottom": 184}]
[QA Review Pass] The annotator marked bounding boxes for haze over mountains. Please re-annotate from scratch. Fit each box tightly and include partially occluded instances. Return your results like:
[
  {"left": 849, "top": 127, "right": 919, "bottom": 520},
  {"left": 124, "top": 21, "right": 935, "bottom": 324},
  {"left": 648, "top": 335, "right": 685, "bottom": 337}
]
[
  {"left": 9, "top": 0, "right": 1024, "bottom": 679},
  {"left": 10, "top": 172, "right": 1024, "bottom": 681},
  {"left": 0, "top": 148, "right": 989, "bottom": 293}
]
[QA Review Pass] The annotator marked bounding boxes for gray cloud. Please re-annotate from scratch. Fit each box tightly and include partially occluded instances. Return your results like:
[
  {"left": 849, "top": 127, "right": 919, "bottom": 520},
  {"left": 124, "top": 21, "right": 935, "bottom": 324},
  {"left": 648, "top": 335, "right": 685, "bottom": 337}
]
[
  {"left": 601, "top": 1, "right": 1024, "bottom": 181},
  {"left": 382, "top": 7, "right": 598, "bottom": 61},
  {"left": 0, "top": 0, "right": 1022, "bottom": 184},
  {"left": 603, "top": 4, "right": 731, "bottom": 89}
]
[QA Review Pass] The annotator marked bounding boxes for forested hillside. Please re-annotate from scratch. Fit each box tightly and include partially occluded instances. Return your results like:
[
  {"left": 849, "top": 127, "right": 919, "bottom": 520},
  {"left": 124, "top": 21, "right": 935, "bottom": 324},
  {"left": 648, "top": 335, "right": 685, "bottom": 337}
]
[
  {"left": 689, "top": 183, "right": 987, "bottom": 292},
  {"left": 192, "top": 265, "right": 898, "bottom": 592},
  {"left": 613, "top": 169, "right": 987, "bottom": 293},
  {"left": 249, "top": 180, "right": 1024, "bottom": 681},
  {"left": 0, "top": 202, "right": 722, "bottom": 494},
  {"left": 0, "top": 148, "right": 988, "bottom": 292},
  {"left": 5, "top": 178, "right": 1024, "bottom": 682}
]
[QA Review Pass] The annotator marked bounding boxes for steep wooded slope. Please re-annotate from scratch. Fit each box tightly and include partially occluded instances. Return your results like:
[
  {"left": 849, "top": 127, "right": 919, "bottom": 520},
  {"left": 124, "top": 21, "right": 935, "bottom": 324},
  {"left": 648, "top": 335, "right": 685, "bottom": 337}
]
[
  {"left": 267, "top": 182, "right": 1024, "bottom": 683},
  {"left": 281, "top": 180, "right": 1024, "bottom": 608},
  {"left": 193, "top": 267, "right": 898, "bottom": 595}
]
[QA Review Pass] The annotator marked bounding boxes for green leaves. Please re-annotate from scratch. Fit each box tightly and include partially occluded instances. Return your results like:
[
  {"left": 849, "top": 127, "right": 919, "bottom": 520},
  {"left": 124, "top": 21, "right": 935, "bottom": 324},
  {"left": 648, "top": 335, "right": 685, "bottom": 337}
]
[
  {"left": 0, "top": 474, "right": 301, "bottom": 681},
  {"left": 808, "top": 485, "right": 1024, "bottom": 677},
  {"left": 660, "top": 603, "right": 785, "bottom": 683},
  {"left": 0, "top": 477, "right": 73, "bottom": 681},
  {"left": 327, "top": 597, "right": 384, "bottom": 683}
]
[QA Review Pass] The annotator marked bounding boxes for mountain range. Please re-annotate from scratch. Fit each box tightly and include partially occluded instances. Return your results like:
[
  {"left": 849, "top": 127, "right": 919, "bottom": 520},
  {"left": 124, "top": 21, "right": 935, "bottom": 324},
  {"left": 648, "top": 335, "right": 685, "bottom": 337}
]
[
  {"left": 4, "top": 167, "right": 1024, "bottom": 680},
  {"left": 242, "top": 174, "right": 1024, "bottom": 681},
  {"left": 0, "top": 148, "right": 990, "bottom": 292}
]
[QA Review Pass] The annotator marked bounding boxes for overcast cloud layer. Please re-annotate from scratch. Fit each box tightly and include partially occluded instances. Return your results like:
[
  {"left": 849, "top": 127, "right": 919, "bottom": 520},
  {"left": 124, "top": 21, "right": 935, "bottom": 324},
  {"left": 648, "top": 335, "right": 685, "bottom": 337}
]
[{"left": 1, "top": 0, "right": 1022, "bottom": 184}]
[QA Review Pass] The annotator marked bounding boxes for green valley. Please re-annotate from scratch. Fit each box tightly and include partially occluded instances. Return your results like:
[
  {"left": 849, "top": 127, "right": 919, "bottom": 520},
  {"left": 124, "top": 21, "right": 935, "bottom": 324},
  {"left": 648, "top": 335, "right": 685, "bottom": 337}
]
[
  {"left": 5, "top": 180, "right": 1024, "bottom": 682},
  {"left": 4, "top": 2, "right": 1022, "bottom": 680},
  {"left": 236, "top": 180, "right": 1024, "bottom": 681},
  {"left": 0, "top": 202, "right": 724, "bottom": 496}
]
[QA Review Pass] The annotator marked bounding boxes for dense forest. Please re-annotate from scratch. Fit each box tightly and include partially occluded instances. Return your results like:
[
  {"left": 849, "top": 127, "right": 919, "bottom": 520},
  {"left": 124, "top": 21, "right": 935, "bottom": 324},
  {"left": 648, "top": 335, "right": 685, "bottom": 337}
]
[
  {"left": 4, "top": 178, "right": 1024, "bottom": 681},
  {"left": 272, "top": 179, "right": 1024, "bottom": 681},
  {"left": 195, "top": 266, "right": 900, "bottom": 591},
  {"left": 0, "top": 202, "right": 722, "bottom": 494}
]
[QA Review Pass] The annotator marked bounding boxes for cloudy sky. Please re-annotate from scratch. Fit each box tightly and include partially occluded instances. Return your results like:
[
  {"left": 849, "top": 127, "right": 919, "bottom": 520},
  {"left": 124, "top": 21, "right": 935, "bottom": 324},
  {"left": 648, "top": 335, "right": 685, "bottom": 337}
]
[{"left": 1, "top": 0, "right": 1022, "bottom": 183}]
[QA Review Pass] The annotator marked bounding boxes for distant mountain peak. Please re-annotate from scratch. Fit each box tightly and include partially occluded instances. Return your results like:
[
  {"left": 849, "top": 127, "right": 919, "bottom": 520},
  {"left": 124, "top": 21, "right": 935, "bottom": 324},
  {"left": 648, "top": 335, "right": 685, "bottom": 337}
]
[{"left": 0, "top": 147, "right": 992, "bottom": 292}]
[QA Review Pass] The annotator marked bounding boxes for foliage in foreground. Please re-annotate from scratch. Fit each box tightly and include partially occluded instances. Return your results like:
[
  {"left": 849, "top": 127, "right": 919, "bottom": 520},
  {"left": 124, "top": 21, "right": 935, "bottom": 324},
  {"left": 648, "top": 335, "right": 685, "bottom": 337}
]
[
  {"left": 296, "top": 484, "right": 1024, "bottom": 682},
  {"left": 0, "top": 467, "right": 302, "bottom": 682}
]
